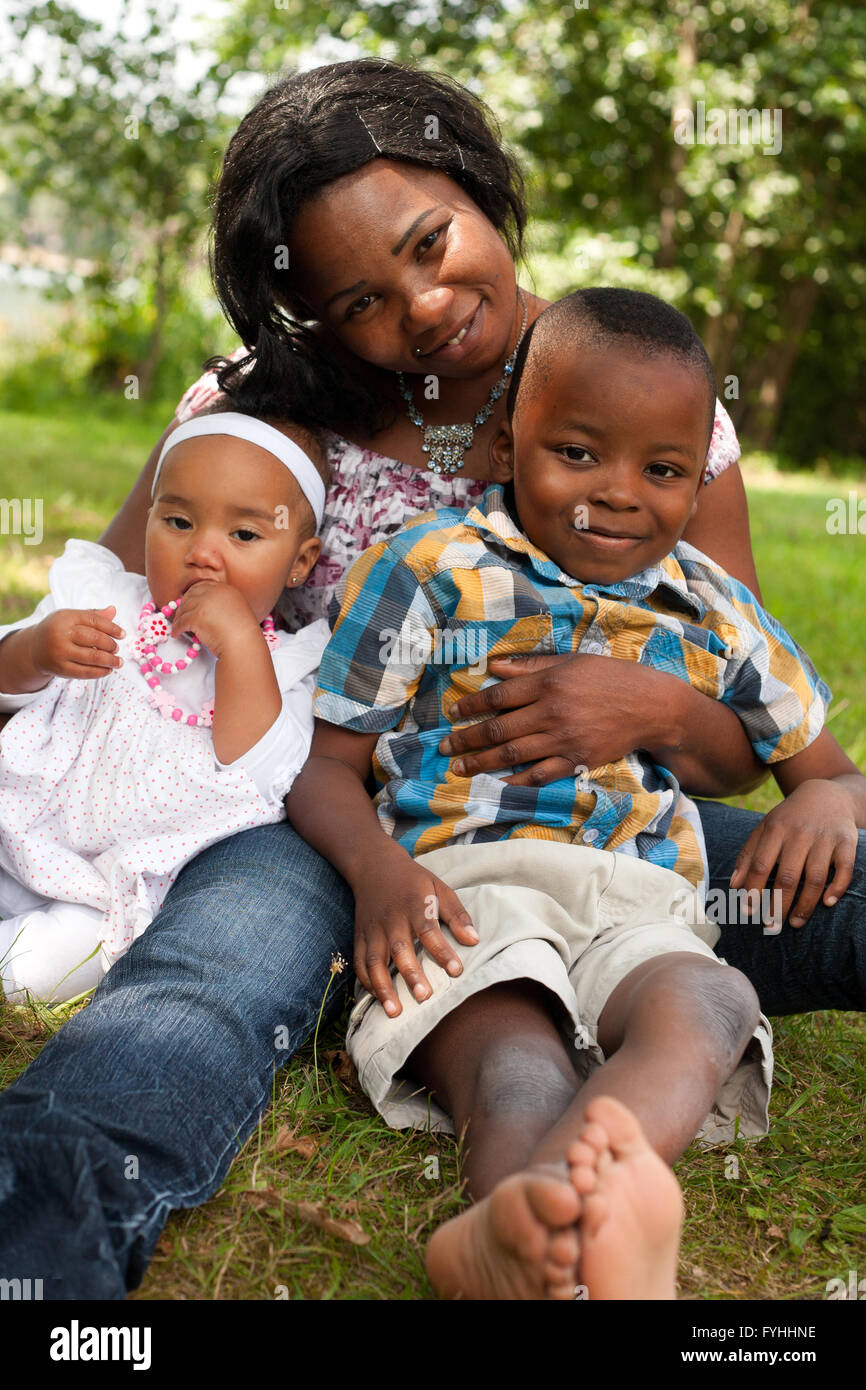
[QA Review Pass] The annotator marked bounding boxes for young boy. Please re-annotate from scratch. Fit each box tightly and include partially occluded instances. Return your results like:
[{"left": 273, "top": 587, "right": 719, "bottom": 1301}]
[{"left": 287, "top": 289, "right": 864, "bottom": 1300}]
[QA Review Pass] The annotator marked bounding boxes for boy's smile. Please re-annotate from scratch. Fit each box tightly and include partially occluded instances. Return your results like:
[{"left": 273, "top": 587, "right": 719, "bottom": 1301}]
[{"left": 490, "top": 346, "right": 711, "bottom": 585}]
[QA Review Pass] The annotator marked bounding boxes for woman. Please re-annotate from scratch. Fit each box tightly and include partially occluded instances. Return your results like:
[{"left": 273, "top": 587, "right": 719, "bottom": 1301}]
[{"left": 1, "top": 58, "right": 863, "bottom": 1299}]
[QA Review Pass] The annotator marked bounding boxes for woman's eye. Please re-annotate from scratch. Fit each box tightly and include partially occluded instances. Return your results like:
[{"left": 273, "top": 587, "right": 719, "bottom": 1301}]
[
  {"left": 417, "top": 228, "right": 441, "bottom": 255},
  {"left": 347, "top": 293, "right": 374, "bottom": 318}
]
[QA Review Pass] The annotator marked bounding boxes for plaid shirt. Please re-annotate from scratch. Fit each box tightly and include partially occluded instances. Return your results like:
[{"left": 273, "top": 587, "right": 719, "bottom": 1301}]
[{"left": 314, "top": 484, "right": 830, "bottom": 891}]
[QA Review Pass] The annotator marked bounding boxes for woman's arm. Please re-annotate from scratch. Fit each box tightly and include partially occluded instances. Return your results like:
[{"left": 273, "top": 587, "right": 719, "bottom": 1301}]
[
  {"left": 681, "top": 462, "right": 762, "bottom": 602},
  {"left": 99, "top": 419, "right": 182, "bottom": 573}
]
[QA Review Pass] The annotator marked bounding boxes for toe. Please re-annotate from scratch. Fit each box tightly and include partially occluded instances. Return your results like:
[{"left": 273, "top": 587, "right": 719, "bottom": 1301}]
[
  {"left": 569, "top": 1160, "right": 597, "bottom": 1195},
  {"left": 584, "top": 1095, "right": 649, "bottom": 1159},
  {"left": 548, "top": 1226, "right": 580, "bottom": 1268},
  {"left": 582, "top": 1190, "right": 608, "bottom": 1239},
  {"left": 525, "top": 1172, "right": 581, "bottom": 1230},
  {"left": 575, "top": 1118, "right": 609, "bottom": 1156},
  {"left": 566, "top": 1138, "right": 596, "bottom": 1167}
]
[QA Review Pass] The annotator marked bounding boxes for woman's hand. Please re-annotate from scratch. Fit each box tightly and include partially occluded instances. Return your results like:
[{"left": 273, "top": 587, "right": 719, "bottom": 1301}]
[
  {"left": 169, "top": 582, "right": 262, "bottom": 661},
  {"left": 353, "top": 855, "right": 478, "bottom": 1018},
  {"left": 729, "top": 780, "right": 859, "bottom": 930},
  {"left": 31, "top": 605, "right": 125, "bottom": 680},
  {"left": 439, "top": 652, "right": 675, "bottom": 787},
  {"left": 438, "top": 651, "right": 765, "bottom": 797}
]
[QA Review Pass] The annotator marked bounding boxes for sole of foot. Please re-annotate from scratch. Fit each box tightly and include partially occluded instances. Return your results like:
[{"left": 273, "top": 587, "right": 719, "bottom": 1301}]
[
  {"left": 426, "top": 1168, "right": 582, "bottom": 1300},
  {"left": 567, "top": 1095, "right": 684, "bottom": 1300}
]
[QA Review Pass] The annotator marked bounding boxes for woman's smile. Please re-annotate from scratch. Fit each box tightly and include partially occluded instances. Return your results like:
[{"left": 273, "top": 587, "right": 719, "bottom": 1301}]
[{"left": 415, "top": 299, "right": 485, "bottom": 363}]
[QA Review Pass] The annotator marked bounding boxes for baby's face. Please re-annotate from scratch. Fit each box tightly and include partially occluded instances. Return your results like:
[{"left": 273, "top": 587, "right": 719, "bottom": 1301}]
[
  {"left": 491, "top": 346, "right": 709, "bottom": 585},
  {"left": 145, "top": 437, "right": 314, "bottom": 619}
]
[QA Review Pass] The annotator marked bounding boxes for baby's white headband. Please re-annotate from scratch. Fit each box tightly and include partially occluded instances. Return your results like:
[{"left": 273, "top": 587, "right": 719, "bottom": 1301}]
[{"left": 151, "top": 412, "right": 326, "bottom": 529}]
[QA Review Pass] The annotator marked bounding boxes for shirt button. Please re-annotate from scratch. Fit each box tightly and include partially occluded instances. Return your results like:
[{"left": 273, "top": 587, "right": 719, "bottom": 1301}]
[
  {"left": 583, "top": 642, "right": 604, "bottom": 656},
  {"left": 583, "top": 827, "right": 599, "bottom": 843}
]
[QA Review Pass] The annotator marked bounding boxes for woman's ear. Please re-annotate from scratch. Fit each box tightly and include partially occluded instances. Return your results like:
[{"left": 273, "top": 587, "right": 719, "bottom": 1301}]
[{"left": 489, "top": 421, "right": 515, "bottom": 483}]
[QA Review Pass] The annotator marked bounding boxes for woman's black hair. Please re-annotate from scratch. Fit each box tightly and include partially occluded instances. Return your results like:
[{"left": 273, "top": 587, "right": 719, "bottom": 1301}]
[{"left": 205, "top": 58, "right": 528, "bottom": 434}]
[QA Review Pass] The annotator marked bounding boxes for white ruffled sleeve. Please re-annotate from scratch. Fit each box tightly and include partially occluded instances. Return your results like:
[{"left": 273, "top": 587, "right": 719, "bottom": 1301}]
[
  {"left": 0, "top": 540, "right": 136, "bottom": 712},
  {"left": 213, "top": 618, "right": 330, "bottom": 809},
  {"left": 0, "top": 589, "right": 60, "bottom": 711}
]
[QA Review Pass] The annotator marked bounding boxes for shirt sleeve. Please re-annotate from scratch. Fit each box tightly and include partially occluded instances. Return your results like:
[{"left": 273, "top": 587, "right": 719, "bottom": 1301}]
[
  {"left": 715, "top": 578, "right": 831, "bottom": 764},
  {"left": 0, "top": 590, "right": 59, "bottom": 711},
  {"left": 314, "top": 541, "right": 437, "bottom": 733},
  {"left": 213, "top": 618, "right": 331, "bottom": 807}
]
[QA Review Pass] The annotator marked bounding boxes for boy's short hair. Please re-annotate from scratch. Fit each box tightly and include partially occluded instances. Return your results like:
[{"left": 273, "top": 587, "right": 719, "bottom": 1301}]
[
  {"left": 507, "top": 288, "right": 718, "bottom": 448},
  {"left": 198, "top": 398, "right": 330, "bottom": 539}
]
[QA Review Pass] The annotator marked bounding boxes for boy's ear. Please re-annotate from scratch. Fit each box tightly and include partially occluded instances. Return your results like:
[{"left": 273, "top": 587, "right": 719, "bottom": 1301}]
[
  {"left": 489, "top": 420, "right": 515, "bottom": 483},
  {"left": 689, "top": 462, "right": 707, "bottom": 517}
]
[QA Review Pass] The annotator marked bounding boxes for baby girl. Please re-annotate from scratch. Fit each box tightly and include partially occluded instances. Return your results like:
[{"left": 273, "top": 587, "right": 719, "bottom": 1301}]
[{"left": 0, "top": 408, "right": 331, "bottom": 1003}]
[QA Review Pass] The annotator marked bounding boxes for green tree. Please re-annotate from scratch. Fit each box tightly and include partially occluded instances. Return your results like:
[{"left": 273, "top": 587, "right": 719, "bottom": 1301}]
[
  {"left": 211, "top": 0, "right": 866, "bottom": 464},
  {"left": 1, "top": 0, "right": 232, "bottom": 398}
]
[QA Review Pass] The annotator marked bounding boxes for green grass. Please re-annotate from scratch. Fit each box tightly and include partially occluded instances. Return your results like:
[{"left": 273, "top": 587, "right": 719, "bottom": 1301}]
[{"left": 1, "top": 406, "right": 864, "bottom": 1300}]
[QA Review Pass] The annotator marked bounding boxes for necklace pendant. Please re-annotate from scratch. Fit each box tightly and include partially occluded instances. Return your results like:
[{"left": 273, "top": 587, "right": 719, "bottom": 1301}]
[{"left": 423, "top": 422, "right": 474, "bottom": 476}]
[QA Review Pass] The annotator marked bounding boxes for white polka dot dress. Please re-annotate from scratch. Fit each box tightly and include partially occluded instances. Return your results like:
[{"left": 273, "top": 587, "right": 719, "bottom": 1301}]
[{"left": 0, "top": 541, "right": 329, "bottom": 961}]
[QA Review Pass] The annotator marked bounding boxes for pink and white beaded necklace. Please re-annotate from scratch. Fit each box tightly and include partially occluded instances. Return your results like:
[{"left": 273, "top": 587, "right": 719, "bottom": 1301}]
[{"left": 134, "top": 597, "right": 278, "bottom": 728}]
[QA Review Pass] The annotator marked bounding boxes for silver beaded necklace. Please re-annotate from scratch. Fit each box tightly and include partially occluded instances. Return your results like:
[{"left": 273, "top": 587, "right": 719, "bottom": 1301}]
[{"left": 396, "top": 290, "right": 528, "bottom": 476}]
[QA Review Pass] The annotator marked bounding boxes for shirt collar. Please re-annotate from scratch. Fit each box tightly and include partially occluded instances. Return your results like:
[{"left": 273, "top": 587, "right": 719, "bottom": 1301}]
[{"left": 464, "top": 484, "right": 706, "bottom": 617}]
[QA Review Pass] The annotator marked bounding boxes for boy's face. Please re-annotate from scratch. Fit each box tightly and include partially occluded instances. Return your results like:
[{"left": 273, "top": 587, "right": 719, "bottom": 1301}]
[{"left": 490, "top": 345, "right": 710, "bottom": 585}]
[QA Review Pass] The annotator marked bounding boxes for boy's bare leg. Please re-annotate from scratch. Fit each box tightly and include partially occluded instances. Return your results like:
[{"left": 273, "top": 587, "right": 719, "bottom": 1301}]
[
  {"left": 416, "top": 955, "right": 760, "bottom": 1299},
  {"left": 415, "top": 980, "right": 587, "bottom": 1300},
  {"left": 529, "top": 953, "right": 761, "bottom": 1167}
]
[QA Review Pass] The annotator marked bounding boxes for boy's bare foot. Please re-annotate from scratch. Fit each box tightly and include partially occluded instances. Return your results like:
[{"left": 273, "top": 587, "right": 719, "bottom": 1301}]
[
  {"left": 567, "top": 1095, "right": 683, "bottom": 1300},
  {"left": 426, "top": 1168, "right": 581, "bottom": 1300}
]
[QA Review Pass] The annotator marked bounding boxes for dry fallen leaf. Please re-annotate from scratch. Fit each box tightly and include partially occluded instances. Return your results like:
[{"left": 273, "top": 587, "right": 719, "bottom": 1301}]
[
  {"left": 244, "top": 1189, "right": 370, "bottom": 1246},
  {"left": 323, "top": 1048, "right": 358, "bottom": 1088},
  {"left": 766, "top": 1224, "right": 784, "bottom": 1239},
  {"left": 273, "top": 1125, "right": 319, "bottom": 1159}
]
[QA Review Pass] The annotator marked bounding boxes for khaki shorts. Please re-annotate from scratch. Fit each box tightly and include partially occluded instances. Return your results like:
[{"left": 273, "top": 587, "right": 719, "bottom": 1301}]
[{"left": 347, "top": 839, "right": 773, "bottom": 1147}]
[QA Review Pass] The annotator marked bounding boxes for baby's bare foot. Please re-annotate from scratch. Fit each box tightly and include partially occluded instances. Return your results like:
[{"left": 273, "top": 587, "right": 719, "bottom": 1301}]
[
  {"left": 567, "top": 1096, "right": 683, "bottom": 1301},
  {"left": 426, "top": 1168, "right": 581, "bottom": 1301}
]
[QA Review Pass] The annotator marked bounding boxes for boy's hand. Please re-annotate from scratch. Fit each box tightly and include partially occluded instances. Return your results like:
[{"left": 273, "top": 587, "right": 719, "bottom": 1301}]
[
  {"left": 31, "top": 606, "right": 125, "bottom": 680},
  {"left": 169, "top": 582, "right": 262, "bottom": 661},
  {"left": 353, "top": 855, "right": 478, "bottom": 1017},
  {"left": 730, "top": 779, "right": 859, "bottom": 929}
]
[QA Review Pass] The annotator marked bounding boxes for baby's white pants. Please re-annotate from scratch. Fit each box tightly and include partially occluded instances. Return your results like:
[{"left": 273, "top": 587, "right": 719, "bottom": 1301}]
[{"left": 0, "top": 876, "right": 108, "bottom": 1004}]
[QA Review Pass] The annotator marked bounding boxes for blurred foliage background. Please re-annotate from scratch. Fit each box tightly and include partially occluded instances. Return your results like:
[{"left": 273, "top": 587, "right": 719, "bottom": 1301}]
[{"left": 1, "top": 0, "right": 864, "bottom": 469}]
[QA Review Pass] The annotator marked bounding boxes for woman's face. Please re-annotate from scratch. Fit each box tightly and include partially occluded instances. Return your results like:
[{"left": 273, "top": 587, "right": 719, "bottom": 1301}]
[{"left": 289, "top": 159, "right": 520, "bottom": 378}]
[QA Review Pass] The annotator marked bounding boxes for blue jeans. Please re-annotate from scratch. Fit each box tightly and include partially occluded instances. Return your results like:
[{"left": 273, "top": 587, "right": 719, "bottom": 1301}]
[
  {"left": 0, "top": 804, "right": 863, "bottom": 1297},
  {"left": 699, "top": 800, "right": 866, "bottom": 1012}
]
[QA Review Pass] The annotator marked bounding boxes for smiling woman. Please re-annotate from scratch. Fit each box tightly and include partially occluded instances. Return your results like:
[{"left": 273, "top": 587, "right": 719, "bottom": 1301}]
[{"left": 1, "top": 57, "right": 864, "bottom": 1301}]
